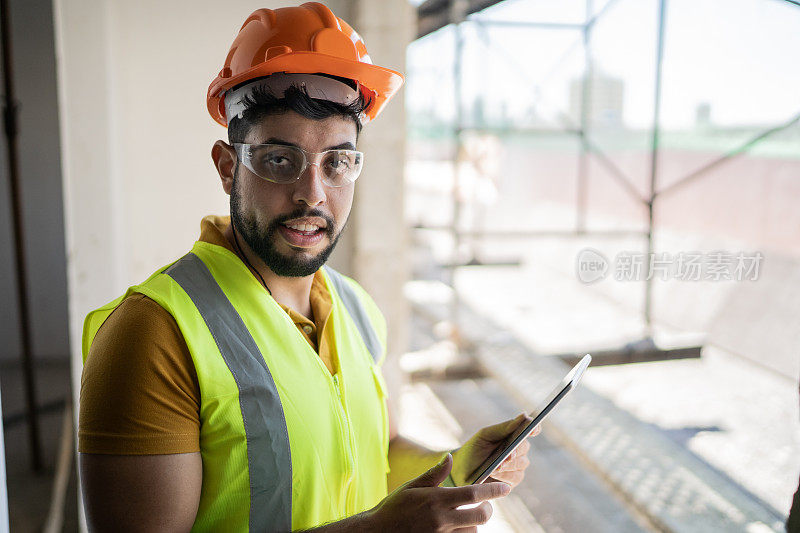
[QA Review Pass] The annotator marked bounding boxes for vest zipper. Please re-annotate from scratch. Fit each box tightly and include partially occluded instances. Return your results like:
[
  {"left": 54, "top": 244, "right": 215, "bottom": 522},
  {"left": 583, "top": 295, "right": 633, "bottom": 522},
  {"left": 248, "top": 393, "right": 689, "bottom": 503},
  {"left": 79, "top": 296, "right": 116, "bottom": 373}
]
[
  {"left": 275, "top": 293, "right": 360, "bottom": 515},
  {"left": 331, "top": 373, "right": 357, "bottom": 513}
]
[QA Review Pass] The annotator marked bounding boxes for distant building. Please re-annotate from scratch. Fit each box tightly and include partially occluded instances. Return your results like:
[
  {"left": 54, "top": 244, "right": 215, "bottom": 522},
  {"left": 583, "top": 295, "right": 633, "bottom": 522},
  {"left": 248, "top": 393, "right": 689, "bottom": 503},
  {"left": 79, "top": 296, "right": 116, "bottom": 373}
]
[
  {"left": 695, "top": 102, "right": 712, "bottom": 128},
  {"left": 569, "top": 74, "right": 625, "bottom": 129}
]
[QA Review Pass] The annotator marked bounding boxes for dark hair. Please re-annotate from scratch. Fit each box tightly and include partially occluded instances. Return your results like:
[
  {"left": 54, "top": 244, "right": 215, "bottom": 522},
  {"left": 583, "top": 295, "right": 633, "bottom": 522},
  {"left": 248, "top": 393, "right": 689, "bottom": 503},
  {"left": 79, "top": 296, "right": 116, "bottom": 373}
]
[{"left": 227, "top": 78, "right": 370, "bottom": 144}]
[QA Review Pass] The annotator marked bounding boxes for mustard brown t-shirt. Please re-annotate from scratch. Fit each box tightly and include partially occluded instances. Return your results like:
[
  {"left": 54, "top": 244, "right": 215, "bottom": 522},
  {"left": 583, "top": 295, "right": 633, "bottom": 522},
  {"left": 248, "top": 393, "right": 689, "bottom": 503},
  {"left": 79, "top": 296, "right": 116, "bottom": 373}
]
[{"left": 79, "top": 215, "right": 336, "bottom": 455}]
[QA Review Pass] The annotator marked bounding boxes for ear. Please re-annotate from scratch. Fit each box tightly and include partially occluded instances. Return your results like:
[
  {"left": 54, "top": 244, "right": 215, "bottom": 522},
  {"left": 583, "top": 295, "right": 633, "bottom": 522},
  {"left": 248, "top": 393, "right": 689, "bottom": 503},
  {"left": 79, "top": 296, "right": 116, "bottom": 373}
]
[{"left": 212, "top": 140, "right": 236, "bottom": 195}]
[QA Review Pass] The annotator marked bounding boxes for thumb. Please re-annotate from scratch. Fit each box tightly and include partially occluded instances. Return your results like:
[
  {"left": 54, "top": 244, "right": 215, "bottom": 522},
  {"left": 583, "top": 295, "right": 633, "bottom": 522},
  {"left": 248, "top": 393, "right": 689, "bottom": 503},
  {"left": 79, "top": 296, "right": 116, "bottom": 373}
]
[
  {"left": 407, "top": 453, "right": 453, "bottom": 488},
  {"left": 477, "top": 413, "right": 531, "bottom": 443}
]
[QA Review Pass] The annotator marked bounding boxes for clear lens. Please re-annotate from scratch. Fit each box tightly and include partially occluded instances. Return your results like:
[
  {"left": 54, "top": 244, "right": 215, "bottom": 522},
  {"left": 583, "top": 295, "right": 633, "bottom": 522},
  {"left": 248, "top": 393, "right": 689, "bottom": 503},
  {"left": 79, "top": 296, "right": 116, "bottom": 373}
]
[
  {"left": 235, "top": 143, "right": 364, "bottom": 187},
  {"left": 244, "top": 144, "right": 304, "bottom": 183},
  {"left": 321, "top": 150, "right": 363, "bottom": 186}
]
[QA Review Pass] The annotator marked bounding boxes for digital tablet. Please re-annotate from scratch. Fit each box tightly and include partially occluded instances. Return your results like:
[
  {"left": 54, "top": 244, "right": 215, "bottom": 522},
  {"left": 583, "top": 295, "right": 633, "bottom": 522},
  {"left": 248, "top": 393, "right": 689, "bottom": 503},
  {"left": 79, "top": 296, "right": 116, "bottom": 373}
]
[{"left": 465, "top": 354, "right": 592, "bottom": 485}]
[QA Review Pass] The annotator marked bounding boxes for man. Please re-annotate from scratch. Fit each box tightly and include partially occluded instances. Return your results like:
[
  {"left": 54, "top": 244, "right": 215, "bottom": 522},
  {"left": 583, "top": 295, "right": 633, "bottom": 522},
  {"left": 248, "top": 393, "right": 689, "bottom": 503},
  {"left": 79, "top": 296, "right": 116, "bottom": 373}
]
[{"left": 79, "top": 3, "right": 535, "bottom": 531}]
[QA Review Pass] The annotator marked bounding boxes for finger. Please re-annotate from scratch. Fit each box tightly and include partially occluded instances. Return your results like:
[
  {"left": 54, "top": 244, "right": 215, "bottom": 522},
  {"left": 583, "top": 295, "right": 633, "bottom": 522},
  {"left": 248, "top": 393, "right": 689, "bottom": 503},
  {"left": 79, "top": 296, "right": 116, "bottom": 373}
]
[
  {"left": 491, "top": 457, "right": 531, "bottom": 481},
  {"left": 497, "top": 454, "right": 530, "bottom": 473},
  {"left": 488, "top": 470, "right": 524, "bottom": 487},
  {"left": 407, "top": 453, "right": 452, "bottom": 488},
  {"left": 451, "top": 501, "right": 493, "bottom": 527},
  {"left": 452, "top": 528, "right": 478, "bottom": 533},
  {"left": 500, "top": 446, "right": 520, "bottom": 464},
  {"left": 516, "top": 439, "right": 531, "bottom": 455},
  {"left": 529, "top": 424, "right": 541, "bottom": 438},
  {"left": 475, "top": 413, "right": 532, "bottom": 443},
  {"left": 442, "top": 481, "right": 510, "bottom": 506},
  {"left": 500, "top": 441, "right": 531, "bottom": 467}
]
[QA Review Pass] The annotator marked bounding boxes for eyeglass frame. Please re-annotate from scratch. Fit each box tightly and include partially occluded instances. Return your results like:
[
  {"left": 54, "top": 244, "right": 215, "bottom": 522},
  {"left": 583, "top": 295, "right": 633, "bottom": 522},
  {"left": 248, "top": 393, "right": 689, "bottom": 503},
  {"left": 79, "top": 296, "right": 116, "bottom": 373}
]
[{"left": 233, "top": 142, "right": 365, "bottom": 187}]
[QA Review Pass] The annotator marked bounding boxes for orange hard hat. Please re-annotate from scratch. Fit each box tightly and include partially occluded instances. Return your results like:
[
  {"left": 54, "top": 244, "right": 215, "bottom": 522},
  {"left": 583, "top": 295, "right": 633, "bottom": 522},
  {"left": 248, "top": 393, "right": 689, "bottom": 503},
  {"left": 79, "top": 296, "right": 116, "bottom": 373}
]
[{"left": 207, "top": 2, "right": 404, "bottom": 127}]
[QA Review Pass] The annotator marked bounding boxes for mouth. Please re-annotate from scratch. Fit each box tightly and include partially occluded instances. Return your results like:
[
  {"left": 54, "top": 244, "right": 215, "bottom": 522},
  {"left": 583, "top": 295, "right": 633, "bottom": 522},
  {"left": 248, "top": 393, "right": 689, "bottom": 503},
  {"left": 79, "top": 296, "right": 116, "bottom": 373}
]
[{"left": 278, "top": 217, "right": 328, "bottom": 248}]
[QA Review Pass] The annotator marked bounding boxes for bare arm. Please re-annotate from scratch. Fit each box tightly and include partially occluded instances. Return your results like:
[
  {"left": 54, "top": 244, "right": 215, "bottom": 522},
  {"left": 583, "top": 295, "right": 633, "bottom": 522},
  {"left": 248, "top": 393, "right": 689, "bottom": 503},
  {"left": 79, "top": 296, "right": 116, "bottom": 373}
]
[{"left": 79, "top": 452, "right": 202, "bottom": 533}]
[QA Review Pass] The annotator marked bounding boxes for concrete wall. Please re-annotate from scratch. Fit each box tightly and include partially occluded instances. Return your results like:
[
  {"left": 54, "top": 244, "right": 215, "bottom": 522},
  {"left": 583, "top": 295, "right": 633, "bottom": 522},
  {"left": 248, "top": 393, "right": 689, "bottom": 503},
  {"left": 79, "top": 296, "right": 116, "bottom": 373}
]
[
  {"left": 0, "top": 0, "right": 69, "bottom": 363},
  {"left": 348, "top": 0, "right": 413, "bottom": 399},
  {"left": 324, "top": 0, "right": 413, "bottom": 389},
  {"left": 54, "top": 0, "right": 411, "bottom": 418}
]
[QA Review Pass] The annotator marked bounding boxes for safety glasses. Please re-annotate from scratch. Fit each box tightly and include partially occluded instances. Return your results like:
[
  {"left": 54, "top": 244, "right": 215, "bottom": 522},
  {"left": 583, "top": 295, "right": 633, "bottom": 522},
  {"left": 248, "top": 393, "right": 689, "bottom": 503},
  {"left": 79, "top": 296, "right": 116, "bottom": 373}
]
[{"left": 234, "top": 143, "right": 364, "bottom": 187}]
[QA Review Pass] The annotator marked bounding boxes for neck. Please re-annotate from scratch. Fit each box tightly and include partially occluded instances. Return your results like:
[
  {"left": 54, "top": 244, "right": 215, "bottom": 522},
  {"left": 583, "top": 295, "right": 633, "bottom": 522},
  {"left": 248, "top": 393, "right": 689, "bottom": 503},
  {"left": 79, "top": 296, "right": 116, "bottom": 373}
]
[{"left": 223, "top": 223, "right": 315, "bottom": 319}]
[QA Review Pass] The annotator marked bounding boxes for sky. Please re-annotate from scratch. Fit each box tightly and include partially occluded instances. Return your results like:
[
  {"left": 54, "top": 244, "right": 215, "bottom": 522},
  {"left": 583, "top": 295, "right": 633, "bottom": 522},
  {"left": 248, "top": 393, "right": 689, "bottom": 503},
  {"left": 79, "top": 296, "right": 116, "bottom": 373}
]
[{"left": 406, "top": 0, "right": 800, "bottom": 130}]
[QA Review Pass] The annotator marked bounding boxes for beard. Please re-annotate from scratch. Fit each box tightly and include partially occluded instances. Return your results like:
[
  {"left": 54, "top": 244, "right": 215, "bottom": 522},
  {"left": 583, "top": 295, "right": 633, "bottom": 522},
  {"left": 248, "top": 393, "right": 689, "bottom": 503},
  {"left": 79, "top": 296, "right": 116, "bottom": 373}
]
[{"left": 230, "top": 173, "right": 344, "bottom": 278}]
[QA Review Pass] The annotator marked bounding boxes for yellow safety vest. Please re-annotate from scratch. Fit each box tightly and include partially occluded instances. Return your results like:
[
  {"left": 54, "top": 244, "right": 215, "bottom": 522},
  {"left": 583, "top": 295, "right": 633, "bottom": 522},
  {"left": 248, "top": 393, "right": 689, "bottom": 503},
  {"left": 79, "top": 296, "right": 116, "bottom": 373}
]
[{"left": 82, "top": 240, "right": 390, "bottom": 531}]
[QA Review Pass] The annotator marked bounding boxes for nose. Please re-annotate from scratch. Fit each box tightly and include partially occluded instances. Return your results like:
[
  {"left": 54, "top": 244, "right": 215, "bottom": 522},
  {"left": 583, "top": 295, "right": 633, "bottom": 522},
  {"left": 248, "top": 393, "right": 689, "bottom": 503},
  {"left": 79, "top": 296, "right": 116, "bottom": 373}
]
[{"left": 292, "top": 161, "right": 327, "bottom": 207}]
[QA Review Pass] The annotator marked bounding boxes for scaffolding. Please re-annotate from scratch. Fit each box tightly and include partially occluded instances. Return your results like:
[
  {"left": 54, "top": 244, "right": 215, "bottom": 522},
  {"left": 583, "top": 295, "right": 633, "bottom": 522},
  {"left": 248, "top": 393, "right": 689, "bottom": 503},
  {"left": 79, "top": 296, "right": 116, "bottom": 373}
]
[{"left": 413, "top": 0, "right": 800, "bottom": 364}]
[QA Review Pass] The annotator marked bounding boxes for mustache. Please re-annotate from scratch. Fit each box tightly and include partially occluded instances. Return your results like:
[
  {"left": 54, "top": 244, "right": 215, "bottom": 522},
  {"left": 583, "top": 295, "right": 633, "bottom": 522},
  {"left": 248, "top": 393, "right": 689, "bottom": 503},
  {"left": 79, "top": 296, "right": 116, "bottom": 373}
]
[{"left": 269, "top": 208, "right": 336, "bottom": 236}]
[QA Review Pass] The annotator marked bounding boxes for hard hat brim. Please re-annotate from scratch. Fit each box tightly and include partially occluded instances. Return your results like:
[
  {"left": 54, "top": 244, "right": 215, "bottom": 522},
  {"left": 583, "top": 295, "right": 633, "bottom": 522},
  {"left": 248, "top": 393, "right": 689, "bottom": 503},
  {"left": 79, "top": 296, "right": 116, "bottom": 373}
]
[{"left": 207, "top": 52, "right": 404, "bottom": 127}]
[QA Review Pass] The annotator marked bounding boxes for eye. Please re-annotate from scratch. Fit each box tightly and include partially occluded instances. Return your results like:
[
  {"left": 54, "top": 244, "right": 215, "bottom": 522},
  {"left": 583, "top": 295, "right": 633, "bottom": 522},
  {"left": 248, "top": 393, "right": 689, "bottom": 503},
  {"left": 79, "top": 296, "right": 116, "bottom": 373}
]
[
  {"left": 326, "top": 154, "right": 352, "bottom": 173},
  {"left": 265, "top": 154, "right": 291, "bottom": 166}
]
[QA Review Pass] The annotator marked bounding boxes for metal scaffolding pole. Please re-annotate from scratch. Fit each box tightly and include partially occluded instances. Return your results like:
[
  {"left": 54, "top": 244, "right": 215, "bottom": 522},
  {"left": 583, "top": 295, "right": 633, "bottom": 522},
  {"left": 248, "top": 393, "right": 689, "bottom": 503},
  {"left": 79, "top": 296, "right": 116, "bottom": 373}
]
[
  {"left": 644, "top": 0, "right": 668, "bottom": 332},
  {"left": 449, "top": 0, "right": 467, "bottom": 332},
  {"left": 0, "top": 0, "right": 43, "bottom": 472},
  {"left": 576, "top": 0, "right": 594, "bottom": 234},
  {"left": 414, "top": 0, "right": 795, "bottom": 365},
  {"left": 656, "top": 109, "right": 800, "bottom": 198}
]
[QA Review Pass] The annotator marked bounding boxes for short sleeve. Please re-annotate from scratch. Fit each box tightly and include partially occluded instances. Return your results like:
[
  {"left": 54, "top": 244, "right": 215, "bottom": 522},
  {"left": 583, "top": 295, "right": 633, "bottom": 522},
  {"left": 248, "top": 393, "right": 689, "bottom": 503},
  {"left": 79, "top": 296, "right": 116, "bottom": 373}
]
[{"left": 79, "top": 293, "right": 201, "bottom": 455}]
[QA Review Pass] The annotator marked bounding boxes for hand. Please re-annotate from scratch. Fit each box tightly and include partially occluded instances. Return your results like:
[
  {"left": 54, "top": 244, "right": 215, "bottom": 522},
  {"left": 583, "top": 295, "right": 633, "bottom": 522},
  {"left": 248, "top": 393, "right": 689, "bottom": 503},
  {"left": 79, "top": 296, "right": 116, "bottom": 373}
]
[
  {"left": 364, "top": 453, "right": 510, "bottom": 532},
  {"left": 451, "top": 413, "right": 539, "bottom": 489}
]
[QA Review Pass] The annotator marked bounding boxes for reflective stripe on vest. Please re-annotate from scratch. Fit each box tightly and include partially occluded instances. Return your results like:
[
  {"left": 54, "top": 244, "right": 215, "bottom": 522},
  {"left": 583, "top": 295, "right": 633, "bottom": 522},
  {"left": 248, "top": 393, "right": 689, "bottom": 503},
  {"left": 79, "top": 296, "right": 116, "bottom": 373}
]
[
  {"left": 164, "top": 253, "right": 382, "bottom": 530},
  {"left": 165, "top": 253, "right": 292, "bottom": 531},
  {"left": 323, "top": 266, "right": 382, "bottom": 364}
]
